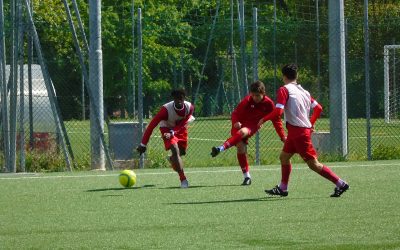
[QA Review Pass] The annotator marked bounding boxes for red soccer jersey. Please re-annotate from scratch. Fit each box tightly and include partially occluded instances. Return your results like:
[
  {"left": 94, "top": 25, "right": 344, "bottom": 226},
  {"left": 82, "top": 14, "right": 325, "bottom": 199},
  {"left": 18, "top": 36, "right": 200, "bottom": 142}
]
[
  {"left": 232, "top": 95, "right": 275, "bottom": 126},
  {"left": 232, "top": 95, "right": 285, "bottom": 139}
]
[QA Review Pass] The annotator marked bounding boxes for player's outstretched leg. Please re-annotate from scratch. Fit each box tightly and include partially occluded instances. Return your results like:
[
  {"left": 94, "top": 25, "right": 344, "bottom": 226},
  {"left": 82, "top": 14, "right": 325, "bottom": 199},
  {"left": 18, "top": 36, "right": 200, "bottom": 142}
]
[{"left": 211, "top": 131, "right": 244, "bottom": 157}]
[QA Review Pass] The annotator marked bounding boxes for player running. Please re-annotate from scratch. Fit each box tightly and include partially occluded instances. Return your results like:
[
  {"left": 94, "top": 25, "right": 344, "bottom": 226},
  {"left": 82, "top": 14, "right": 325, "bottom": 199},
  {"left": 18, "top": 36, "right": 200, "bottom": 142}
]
[
  {"left": 258, "top": 63, "right": 349, "bottom": 197},
  {"left": 210, "top": 80, "right": 286, "bottom": 185},
  {"left": 136, "top": 89, "right": 194, "bottom": 188}
]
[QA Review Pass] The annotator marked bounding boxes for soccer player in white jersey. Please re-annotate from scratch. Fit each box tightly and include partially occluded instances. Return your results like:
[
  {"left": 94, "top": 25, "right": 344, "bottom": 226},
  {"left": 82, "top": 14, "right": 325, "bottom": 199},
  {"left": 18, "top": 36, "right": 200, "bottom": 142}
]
[
  {"left": 136, "top": 89, "right": 194, "bottom": 188},
  {"left": 258, "top": 64, "right": 349, "bottom": 197}
]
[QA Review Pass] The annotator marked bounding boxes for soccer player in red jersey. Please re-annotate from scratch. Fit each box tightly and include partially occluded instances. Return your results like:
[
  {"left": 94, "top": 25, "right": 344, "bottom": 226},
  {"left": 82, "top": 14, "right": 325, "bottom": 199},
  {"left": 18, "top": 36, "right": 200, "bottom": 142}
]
[
  {"left": 258, "top": 64, "right": 349, "bottom": 197},
  {"left": 210, "top": 81, "right": 286, "bottom": 185},
  {"left": 136, "top": 89, "right": 194, "bottom": 188}
]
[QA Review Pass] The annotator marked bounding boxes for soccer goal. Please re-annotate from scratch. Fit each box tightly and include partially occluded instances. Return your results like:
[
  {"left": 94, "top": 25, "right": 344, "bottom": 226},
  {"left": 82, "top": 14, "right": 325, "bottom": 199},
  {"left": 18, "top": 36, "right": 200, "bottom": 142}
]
[{"left": 384, "top": 45, "right": 400, "bottom": 123}]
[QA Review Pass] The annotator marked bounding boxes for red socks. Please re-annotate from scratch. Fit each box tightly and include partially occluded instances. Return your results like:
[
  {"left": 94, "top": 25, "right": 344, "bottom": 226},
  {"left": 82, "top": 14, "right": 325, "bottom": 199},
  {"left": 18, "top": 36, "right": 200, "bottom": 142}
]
[
  {"left": 237, "top": 153, "right": 249, "bottom": 173},
  {"left": 223, "top": 132, "right": 243, "bottom": 150},
  {"left": 169, "top": 156, "right": 186, "bottom": 181},
  {"left": 319, "top": 165, "right": 339, "bottom": 184},
  {"left": 279, "top": 164, "right": 292, "bottom": 191},
  {"left": 178, "top": 170, "right": 186, "bottom": 181}
]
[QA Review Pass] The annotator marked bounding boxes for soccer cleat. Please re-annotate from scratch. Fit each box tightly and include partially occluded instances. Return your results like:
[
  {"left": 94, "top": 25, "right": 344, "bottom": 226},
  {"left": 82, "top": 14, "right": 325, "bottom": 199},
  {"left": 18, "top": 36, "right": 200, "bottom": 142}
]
[
  {"left": 330, "top": 183, "right": 349, "bottom": 197},
  {"left": 210, "top": 146, "right": 221, "bottom": 157},
  {"left": 241, "top": 177, "right": 252, "bottom": 186},
  {"left": 265, "top": 185, "right": 288, "bottom": 197},
  {"left": 180, "top": 179, "right": 189, "bottom": 188}
]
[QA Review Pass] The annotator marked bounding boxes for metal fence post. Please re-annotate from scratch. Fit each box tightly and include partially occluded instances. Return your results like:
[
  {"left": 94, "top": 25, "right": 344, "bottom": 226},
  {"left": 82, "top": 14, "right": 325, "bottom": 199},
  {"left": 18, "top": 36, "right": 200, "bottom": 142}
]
[
  {"left": 364, "top": 0, "right": 372, "bottom": 160},
  {"left": 328, "top": 0, "right": 348, "bottom": 157},
  {"left": 252, "top": 7, "right": 260, "bottom": 165},
  {"left": 137, "top": 8, "right": 144, "bottom": 168}
]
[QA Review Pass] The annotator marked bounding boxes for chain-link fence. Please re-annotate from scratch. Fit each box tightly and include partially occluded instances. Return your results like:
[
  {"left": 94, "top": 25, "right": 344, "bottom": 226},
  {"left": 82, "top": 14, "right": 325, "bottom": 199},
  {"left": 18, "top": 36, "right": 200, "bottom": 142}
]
[{"left": 1, "top": 0, "right": 400, "bottom": 172}]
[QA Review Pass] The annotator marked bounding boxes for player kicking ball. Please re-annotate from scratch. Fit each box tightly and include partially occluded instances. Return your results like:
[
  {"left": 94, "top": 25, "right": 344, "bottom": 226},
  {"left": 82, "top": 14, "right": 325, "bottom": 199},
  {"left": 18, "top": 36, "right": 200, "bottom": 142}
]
[
  {"left": 210, "top": 81, "right": 286, "bottom": 185},
  {"left": 258, "top": 64, "right": 349, "bottom": 197},
  {"left": 136, "top": 89, "right": 194, "bottom": 188}
]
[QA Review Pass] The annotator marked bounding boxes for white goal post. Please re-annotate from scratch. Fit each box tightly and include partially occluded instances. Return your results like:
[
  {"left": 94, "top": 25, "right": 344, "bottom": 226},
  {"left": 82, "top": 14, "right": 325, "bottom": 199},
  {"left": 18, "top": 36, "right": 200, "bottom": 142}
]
[{"left": 384, "top": 45, "right": 400, "bottom": 123}]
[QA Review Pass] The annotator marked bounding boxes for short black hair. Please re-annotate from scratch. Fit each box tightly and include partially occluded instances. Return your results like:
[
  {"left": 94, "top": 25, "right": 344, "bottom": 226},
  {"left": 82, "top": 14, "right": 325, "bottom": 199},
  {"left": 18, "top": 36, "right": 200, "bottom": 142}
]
[
  {"left": 171, "top": 88, "right": 186, "bottom": 99},
  {"left": 250, "top": 80, "right": 266, "bottom": 95},
  {"left": 281, "top": 63, "right": 298, "bottom": 80}
]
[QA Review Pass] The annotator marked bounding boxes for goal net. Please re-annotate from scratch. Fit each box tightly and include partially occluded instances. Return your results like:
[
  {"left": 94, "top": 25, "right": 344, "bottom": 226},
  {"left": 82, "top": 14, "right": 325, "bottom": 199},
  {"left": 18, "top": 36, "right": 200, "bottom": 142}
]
[{"left": 384, "top": 45, "right": 400, "bottom": 123}]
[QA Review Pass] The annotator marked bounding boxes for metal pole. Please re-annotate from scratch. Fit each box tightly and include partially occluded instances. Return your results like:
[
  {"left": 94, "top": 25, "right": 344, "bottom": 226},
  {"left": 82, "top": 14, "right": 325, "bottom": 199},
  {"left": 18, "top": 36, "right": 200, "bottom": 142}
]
[
  {"left": 0, "top": 0, "right": 10, "bottom": 169},
  {"left": 82, "top": 72, "right": 85, "bottom": 120},
  {"left": 89, "top": 0, "right": 105, "bottom": 170},
  {"left": 24, "top": 0, "right": 72, "bottom": 171},
  {"left": 230, "top": 0, "right": 240, "bottom": 104},
  {"left": 384, "top": 46, "right": 389, "bottom": 123},
  {"left": 27, "top": 0, "right": 33, "bottom": 150},
  {"left": 71, "top": 0, "right": 89, "bottom": 52},
  {"left": 131, "top": 1, "right": 135, "bottom": 119},
  {"left": 18, "top": 0, "right": 25, "bottom": 171},
  {"left": 364, "top": 0, "right": 371, "bottom": 160},
  {"left": 62, "top": 0, "right": 113, "bottom": 170},
  {"left": 137, "top": 8, "right": 144, "bottom": 168},
  {"left": 9, "top": 0, "right": 18, "bottom": 172},
  {"left": 238, "top": 0, "right": 248, "bottom": 96},
  {"left": 316, "top": 0, "right": 321, "bottom": 99},
  {"left": 253, "top": 7, "right": 260, "bottom": 165},
  {"left": 328, "top": 0, "right": 348, "bottom": 157}
]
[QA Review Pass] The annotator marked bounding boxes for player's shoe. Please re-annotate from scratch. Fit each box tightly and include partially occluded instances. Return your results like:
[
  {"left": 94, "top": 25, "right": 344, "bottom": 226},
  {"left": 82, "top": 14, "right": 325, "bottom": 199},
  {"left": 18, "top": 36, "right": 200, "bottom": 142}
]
[
  {"left": 330, "top": 183, "right": 349, "bottom": 197},
  {"left": 210, "top": 146, "right": 221, "bottom": 157},
  {"left": 265, "top": 185, "right": 288, "bottom": 197},
  {"left": 180, "top": 179, "right": 189, "bottom": 188},
  {"left": 241, "top": 177, "right": 252, "bottom": 186}
]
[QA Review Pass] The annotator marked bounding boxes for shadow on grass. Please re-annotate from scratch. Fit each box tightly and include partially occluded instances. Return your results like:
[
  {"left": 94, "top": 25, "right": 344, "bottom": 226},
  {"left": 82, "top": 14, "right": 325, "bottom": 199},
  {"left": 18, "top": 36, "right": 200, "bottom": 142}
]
[
  {"left": 167, "top": 196, "right": 326, "bottom": 205},
  {"left": 86, "top": 184, "right": 156, "bottom": 192},
  {"left": 159, "top": 184, "right": 240, "bottom": 190}
]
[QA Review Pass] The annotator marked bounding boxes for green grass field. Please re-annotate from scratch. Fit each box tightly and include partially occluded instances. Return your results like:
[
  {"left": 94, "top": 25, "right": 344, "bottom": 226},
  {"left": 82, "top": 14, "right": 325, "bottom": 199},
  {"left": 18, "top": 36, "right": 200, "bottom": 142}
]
[{"left": 1, "top": 160, "right": 400, "bottom": 249}]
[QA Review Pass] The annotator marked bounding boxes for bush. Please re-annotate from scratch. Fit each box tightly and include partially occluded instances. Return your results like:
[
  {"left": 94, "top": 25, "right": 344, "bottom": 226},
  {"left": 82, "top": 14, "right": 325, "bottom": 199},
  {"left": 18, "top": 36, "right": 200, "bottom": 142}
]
[
  {"left": 372, "top": 144, "right": 400, "bottom": 160},
  {"left": 24, "top": 150, "right": 66, "bottom": 172}
]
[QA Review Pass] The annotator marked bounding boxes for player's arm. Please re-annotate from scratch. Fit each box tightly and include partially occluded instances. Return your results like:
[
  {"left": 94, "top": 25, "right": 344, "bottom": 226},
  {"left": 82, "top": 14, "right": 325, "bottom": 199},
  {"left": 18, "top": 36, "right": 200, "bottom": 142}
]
[
  {"left": 231, "top": 96, "right": 248, "bottom": 129},
  {"left": 136, "top": 107, "right": 168, "bottom": 155},
  {"left": 310, "top": 97, "right": 323, "bottom": 127},
  {"left": 271, "top": 116, "right": 286, "bottom": 142},
  {"left": 258, "top": 87, "right": 288, "bottom": 127}
]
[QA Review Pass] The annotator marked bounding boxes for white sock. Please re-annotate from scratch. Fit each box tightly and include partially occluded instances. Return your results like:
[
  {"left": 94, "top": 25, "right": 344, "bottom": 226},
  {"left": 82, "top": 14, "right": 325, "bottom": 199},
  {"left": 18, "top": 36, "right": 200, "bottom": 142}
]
[
  {"left": 243, "top": 172, "right": 251, "bottom": 178},
  {"left": 218, "top": 145, "right": 225, "bottom": 152}
]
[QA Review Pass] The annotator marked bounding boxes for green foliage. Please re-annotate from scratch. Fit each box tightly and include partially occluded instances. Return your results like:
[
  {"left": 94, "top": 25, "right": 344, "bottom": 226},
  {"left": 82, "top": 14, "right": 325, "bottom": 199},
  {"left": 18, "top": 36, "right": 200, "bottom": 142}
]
[
  {"left": 144, "top": 147, "right": 169, "bottom": 169},
  {"left": 17, "top": 0, "right": 400, "bottom": 118},
  {"left": 372, "top": 144, "right": 400, "bottom": 160},
  {"left": 24, "top": 150, "right": 66, "bottom": 172}
]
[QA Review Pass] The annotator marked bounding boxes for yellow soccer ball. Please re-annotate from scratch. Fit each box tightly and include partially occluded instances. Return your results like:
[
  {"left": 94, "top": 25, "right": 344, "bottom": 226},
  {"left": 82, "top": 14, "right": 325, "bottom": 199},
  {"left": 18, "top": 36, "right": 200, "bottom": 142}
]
[{"left": 119, "top": 170, "right": 136, "bottom": 188}]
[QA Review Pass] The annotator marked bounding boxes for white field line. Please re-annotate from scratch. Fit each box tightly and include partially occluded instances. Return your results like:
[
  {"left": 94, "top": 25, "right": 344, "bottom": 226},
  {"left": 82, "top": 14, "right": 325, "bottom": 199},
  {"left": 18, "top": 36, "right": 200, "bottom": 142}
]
[{"left": 0, "top": 162, "right": 399, "bottom": 180}]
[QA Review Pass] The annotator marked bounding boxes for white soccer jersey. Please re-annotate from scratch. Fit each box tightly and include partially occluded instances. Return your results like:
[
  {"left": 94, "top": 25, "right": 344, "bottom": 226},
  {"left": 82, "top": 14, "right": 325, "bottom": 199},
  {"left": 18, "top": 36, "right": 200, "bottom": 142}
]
[
  {"left": 281, "top": 83, "right": 316, "bottom": 128},
  {"left": 159, "top": 100, "right": 192, "bottom": 128}
]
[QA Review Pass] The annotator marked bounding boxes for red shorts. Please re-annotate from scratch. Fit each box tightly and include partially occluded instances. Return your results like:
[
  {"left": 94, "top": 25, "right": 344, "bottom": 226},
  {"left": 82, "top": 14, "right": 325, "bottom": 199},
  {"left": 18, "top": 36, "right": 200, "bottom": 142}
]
[
  {"left": 160, "top": 127, "right": 188, "bottom": 151},
  {"left": 230, "top": 123, "right": 258, "bottom": 145},
  {"left": 282, "top": 124, "right": 317, "bottom": 161}
]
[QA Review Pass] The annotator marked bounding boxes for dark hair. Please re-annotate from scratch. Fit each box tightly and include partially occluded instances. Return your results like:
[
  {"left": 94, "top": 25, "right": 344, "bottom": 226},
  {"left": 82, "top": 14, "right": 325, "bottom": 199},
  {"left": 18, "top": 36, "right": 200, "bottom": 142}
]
[
  {"left": 249, "top": 80, "right": 266, "bottom": 95},
  {"left": 171, "top": 88, "right": 186, "bottom": 99},
  {"left": 281, "top": 63, "right": 298, "bottom": 80}
]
